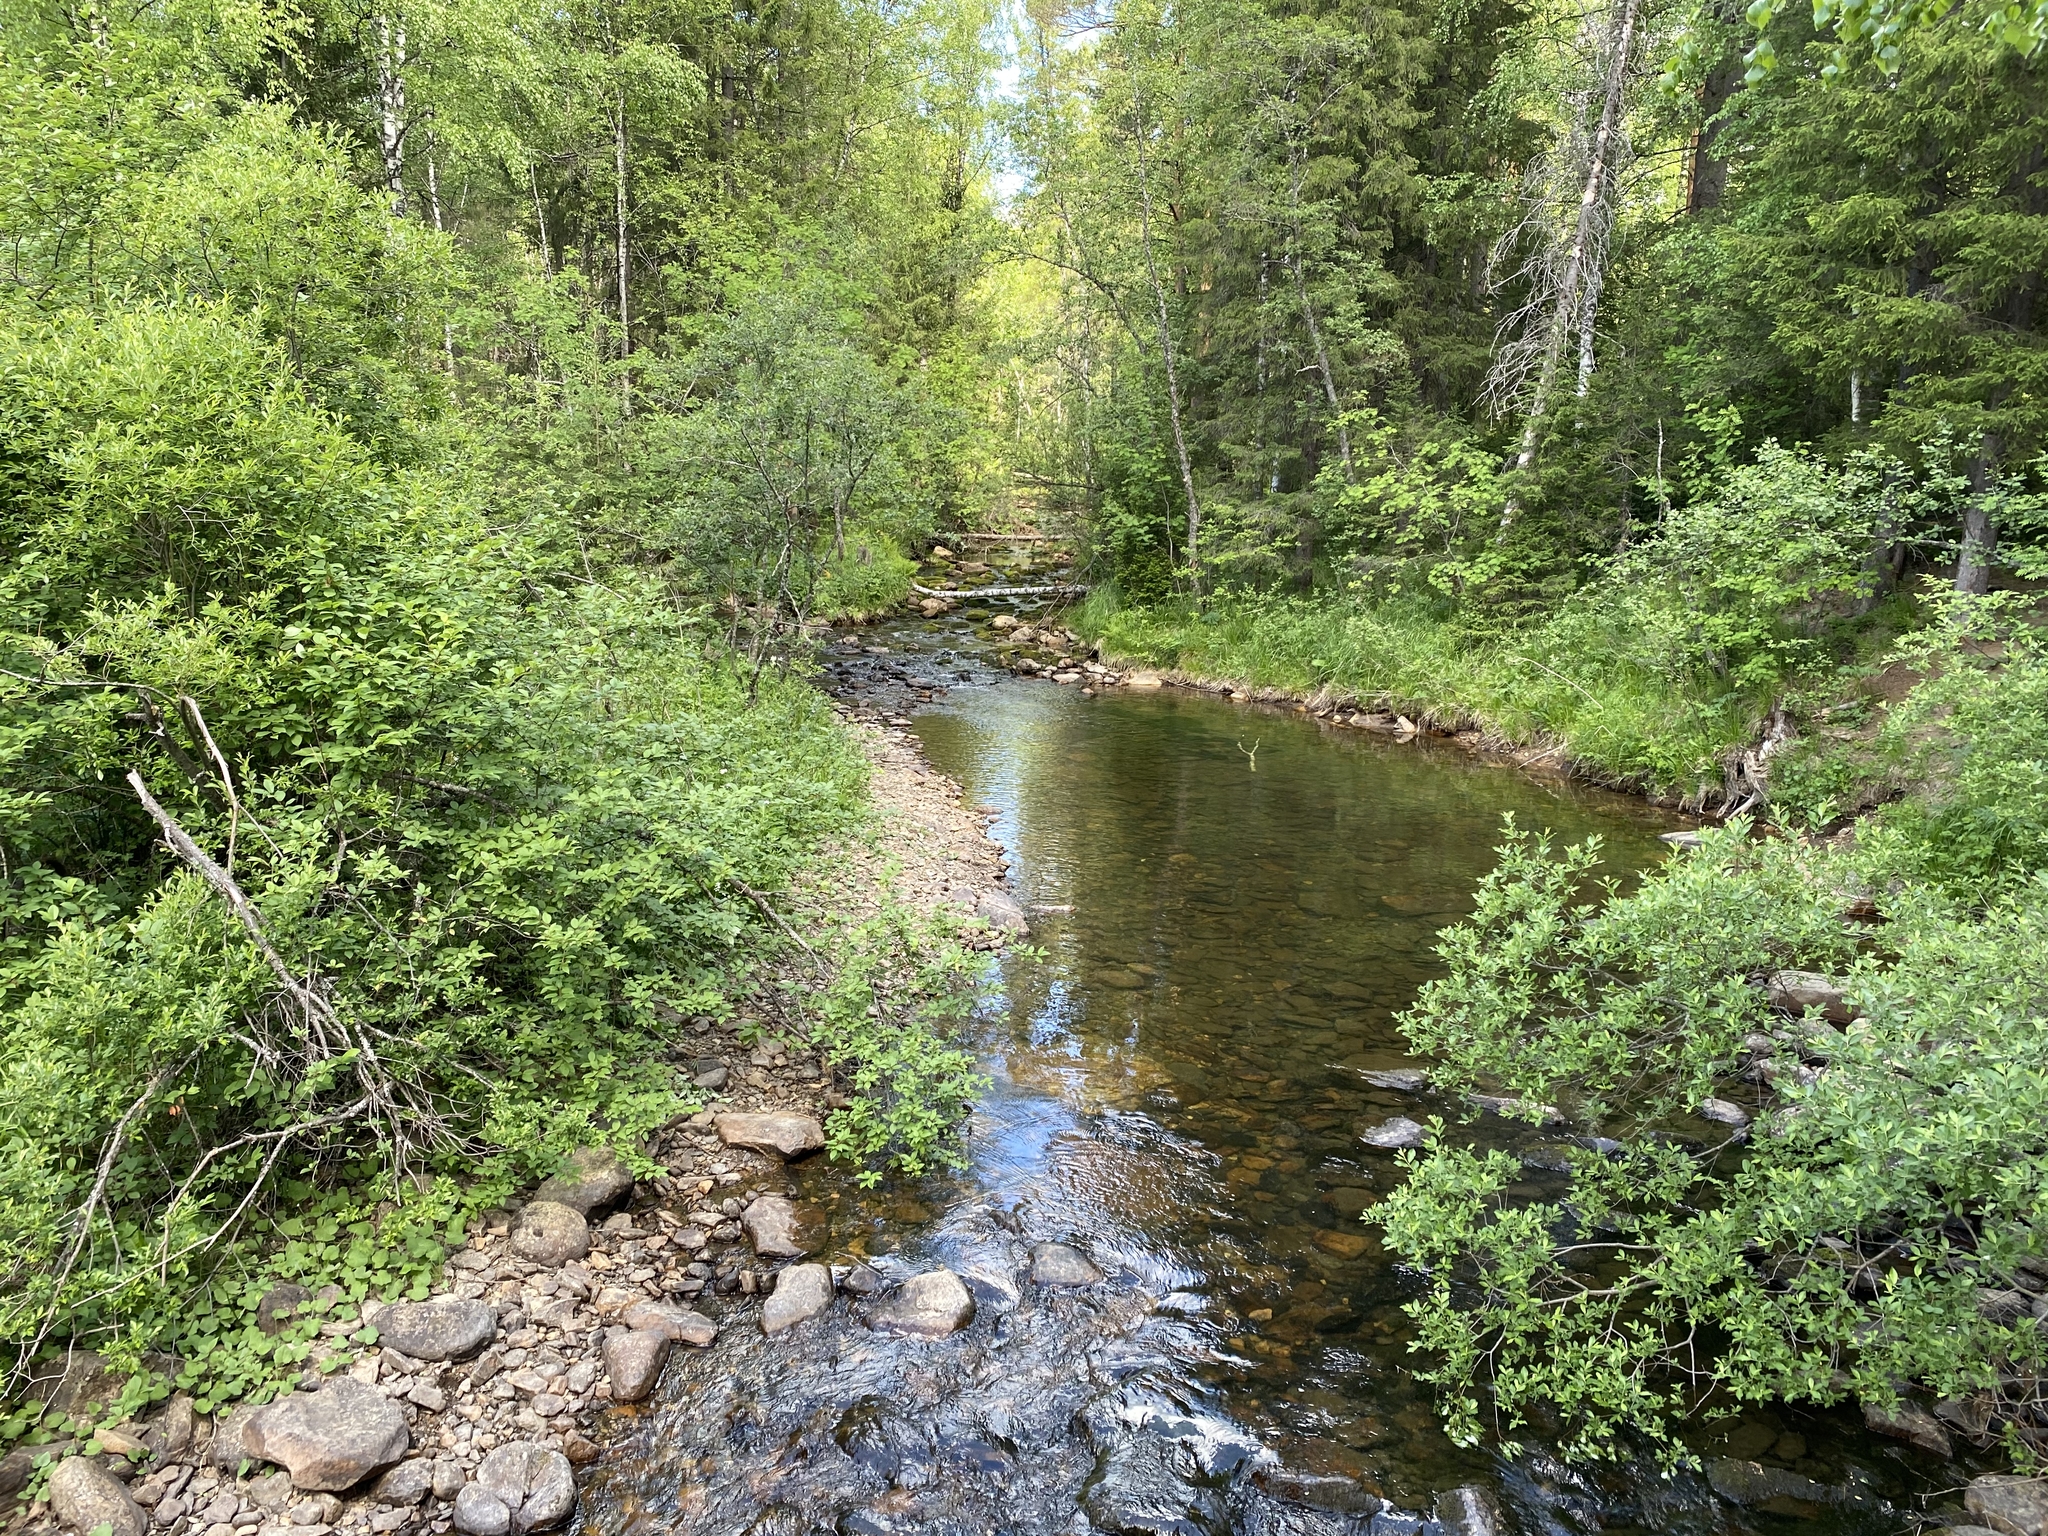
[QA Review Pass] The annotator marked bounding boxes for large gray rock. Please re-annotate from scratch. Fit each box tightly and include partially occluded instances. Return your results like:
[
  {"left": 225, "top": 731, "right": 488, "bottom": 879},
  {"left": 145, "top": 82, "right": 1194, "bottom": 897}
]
[
  {"left": 531, "top": 1149, "right": 634, "bottom": 1216},
  {"left": 1029, "top": 1243, "right": 1103, "bottom": 1287},
  {"left": 1360, "top": 1116, "right": 1427, "bottom": 1150},
  {"left": 620, "top": 1301, "right": 716, "bottom": 1347},
  {"left": 48, "top": 1455, "right": 146, "bottom": 1536},
  {"left": 761, "top": 1264, "right": 833, "bottom": 1333},
  {"left": 602, "top": 1330, "right": 670, "bottom": 1404},
  {"left": 741, "top": 1194, "right": 817, "bottom": 1259},
  {"left": 472, "top": 1443, "right": 575, "bottom": 1533},
  {"left": 1357, "top": 1068, "right": 1430, "bottom": 1092},
  {"left": 244, "top": 1378, "right": 409, "bottom": 1490},
  {"left": 1863, "top": 1398, "right": 1950, "bottom": 1456},
  {"left": 716, "top": 1113, "right": 826, "bottom": 1161},
  {"left": 509, "top": 1202, "right": 589, "bottom": 1265},
  {"left": 1766, "top": 969, "right": 1855, "bottom": 1024},
  {"left": 453, "top": 1483, "right": 511, "bottom": 1536},
  {"left": 1968, "top": 1475, "right": 2048, "bottom": 1536},
  {"left": 373, "top": 1298, "right": 497, "bottom": 1361},
  {"left": 974, "top": 889, "right": 1029, "bottom": 935},
  {"left": 866, "top": 1270, "right": 975, "bottom": 1339}
]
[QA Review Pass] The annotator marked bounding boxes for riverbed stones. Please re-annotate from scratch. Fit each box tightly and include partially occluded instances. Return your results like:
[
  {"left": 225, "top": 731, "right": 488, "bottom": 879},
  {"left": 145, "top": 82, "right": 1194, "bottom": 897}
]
[
  {"left": 509, "top": 1201, "right": 589, "bottom": 1264},
  {"left": 620, "top": 1300, "right": 717, "bottom": 1346},
  {"left": 1765, "top": 969, "right": 1855, "bottom": 1024},
  {"left": 1360, "top": 1116, "right": 1427, "bottom": 1150},
  {"left": 1698, "top": 1097, "right": 1750, "bottom": 1127},
  {"left": 371, "top": 1458, "right": 436, "bottom": 1506},
  {"left": 974, "top": 888, "right": 1029, "bottom": 935},
  {"left": 1864, "top": 1399, "right": 1951, "bottom": 1456},
  {"left": 763, "top": 1264, "right": 834, "bottom": 1333},
  {"left": 1082, "top": 1435, "right": 1222, "bottom": 1534},
  {"left": 602, "top": 1330, "right": 670, "bottom": 1403},
  {"left": 1705, "top": 1459, "right": 1833, "bottom": 1518},
  {"left": 866, "top": 1270, "right": 975, "bottom": 1338},
  {"left": 531, "top": 1148, "right": 634, "bottom": 1215},
  {"left": 372, "top": 1297, "right": 497, "bottom": 1361},
  {"left": 741, "top": 1193, "right": 817, "bottom": 1258},
  {"left": 470, "top": 1444, "right": 575, "bottom": 1534},
  {"left": 1357, "top": 1067, "right": 1430, "bottom": 1092},
  {"left": 716, "top": 1112, "right": 826, "bottom": 1160},
  {"left": 1125, "top": 672, "right": 1163, "bottom": 688},
  {"left": 243, "top": 1378, "right": 409, "bottom": 1490},
  {"left": 49, "top": 1453, "right": 147, "bottom": 1536},
  {"left": 1968, "top": 1474, "right": 2048, "bottom": 1535},
  {"left": 1029, "top": 1243, "right": 1103, "bottom": 1287},
  {"left": 1436, "top": 1486, "right": 1504, "bottom": 1536}
]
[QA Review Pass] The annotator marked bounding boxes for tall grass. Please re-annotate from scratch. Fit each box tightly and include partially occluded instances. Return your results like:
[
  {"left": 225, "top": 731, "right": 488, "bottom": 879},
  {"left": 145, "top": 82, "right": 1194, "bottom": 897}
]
[{"left": 1078, "top": 589, "right": 1770, "bottom": 799}]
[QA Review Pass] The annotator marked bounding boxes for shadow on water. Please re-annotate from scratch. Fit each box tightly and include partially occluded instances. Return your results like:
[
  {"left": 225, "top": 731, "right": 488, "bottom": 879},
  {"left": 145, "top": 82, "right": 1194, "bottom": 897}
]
[{"left": 581, "top": 616, "right": 1951, "bottom": 1536}]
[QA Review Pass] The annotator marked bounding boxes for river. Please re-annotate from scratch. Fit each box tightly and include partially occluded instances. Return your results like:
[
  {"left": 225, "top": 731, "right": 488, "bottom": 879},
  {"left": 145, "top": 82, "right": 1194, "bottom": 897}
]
[{"left": 583, "top": 605, "right": 1946, "bottom": 1536}]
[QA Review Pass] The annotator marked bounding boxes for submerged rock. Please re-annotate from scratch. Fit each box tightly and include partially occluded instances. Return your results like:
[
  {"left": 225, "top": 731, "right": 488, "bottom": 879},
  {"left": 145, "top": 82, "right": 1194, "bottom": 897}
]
[
  {"left": 1083, "top": 1435, "right": 1223, "bottom": 1535},
  {"left": 1030, "top": 1243, "right": 1104, "bottom": 1287},
  {"left": 1435, "top": 1486, "right": 1503, "bottom": 1536},
  {"left": 1359, "top": 1117, "right": 1426, "bottom": 1150},
  {"left": 866, "top": 1270, "right": 976, "bottom": 1338},
  {"left": 741, "top": 1193, "right": 818, "bottom": 1258},
  {"left": 1357, "top": 1068, "right": 1430, "bottom": 1092},
  {"left": 1705, "top": 1458, "right": 1834, "bottom": 1518}
]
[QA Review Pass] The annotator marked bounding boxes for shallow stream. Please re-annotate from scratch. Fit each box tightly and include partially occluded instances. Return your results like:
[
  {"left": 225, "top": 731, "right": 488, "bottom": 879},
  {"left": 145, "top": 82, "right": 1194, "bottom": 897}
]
[{"left": 585, "top": 604, "right": 1960, "bottom": 1536}]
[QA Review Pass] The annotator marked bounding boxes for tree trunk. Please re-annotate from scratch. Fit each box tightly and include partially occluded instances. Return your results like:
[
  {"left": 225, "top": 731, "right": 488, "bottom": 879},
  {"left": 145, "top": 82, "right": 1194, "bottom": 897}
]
[
  {"left": 529, "top": 163, "right": 552, "bottom": 274},
  {"left": 1956, "top": 432, "right": 2002, "bottom": 595},
  {"left": 613, "top": 87, "right": 631, "bottom": 417},
  {"left": 1285, "top": 145, "right": 1352, "bottom": 482},
  {"left": 1501, "top": 0, "right": 1640, "bottom": 524},
  {"left": 374, "top": 14, "right": 409, "bottom": 215},
  {"left": 1131, "top": 88, "right": 1202, "bottom": 601},
  {"left": 425, "top": 129, "right": 455, "bottom": 373},
  {"left": 1682, "top": 12, "right": 1743, "bottom": 215}
]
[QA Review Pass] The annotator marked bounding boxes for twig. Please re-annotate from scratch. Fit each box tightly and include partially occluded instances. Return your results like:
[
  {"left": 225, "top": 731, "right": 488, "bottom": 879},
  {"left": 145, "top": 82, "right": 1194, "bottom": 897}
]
[{"left": 729, "top": 876, "right": 823, "bottom": 967}]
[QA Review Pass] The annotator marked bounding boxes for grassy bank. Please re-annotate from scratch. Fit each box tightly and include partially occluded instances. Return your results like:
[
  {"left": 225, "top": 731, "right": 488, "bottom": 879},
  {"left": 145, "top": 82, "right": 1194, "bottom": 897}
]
[{"left": 1076, "top": 589, "right": 1790, "bottom": 805}]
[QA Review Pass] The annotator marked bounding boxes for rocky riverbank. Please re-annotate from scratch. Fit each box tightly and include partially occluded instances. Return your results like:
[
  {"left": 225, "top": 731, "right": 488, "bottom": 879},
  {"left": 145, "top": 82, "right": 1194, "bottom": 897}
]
[{"left": 4, "top": 713, "right": 1030, "bottom": 1536}]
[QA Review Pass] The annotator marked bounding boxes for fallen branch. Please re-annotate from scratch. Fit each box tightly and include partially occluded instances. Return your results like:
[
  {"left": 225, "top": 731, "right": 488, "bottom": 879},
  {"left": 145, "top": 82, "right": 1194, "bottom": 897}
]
[{"left": 912, "top": 583, "right": 1090, "bottom": 599}]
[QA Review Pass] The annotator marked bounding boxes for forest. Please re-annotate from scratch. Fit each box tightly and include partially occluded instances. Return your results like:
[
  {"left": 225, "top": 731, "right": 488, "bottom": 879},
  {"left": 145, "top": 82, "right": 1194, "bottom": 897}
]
[{"left": 4, "top": 0, "right": 2048, "bottom": 1501}]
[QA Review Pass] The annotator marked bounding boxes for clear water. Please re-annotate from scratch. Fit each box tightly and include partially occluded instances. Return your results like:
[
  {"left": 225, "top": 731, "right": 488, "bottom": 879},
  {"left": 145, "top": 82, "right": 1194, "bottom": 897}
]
[{"left": 583, "top": 619, "right": 1948, "bottom": 1536}]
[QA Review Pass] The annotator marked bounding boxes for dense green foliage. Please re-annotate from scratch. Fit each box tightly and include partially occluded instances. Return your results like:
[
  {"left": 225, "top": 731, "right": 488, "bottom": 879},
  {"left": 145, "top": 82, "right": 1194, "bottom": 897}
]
[{"left": 0, "top": 0, "right": 1005, "bottom": 1411}]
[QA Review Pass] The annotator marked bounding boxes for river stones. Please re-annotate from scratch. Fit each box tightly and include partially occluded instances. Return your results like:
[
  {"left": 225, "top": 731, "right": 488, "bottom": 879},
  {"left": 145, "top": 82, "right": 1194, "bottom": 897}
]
[
  {"left": 1029, "top": 1243, "right": 1103, "bottom": 1287},
  {"left": 1864, "top": 1399, "right": 1951, "bottom": 1456},
  {"left": 1436, "top": 1485, "right": 1505, "bottom": 1536},
  {"left": 244, "top": 1378, "right": 409, "bottom": 1490},
  {"left": 510, "top": 1201, "right": 589, "bottom": 1264},
  {"left": 1968, "top": 1474, "right": 2048, "bottom": 1535},
  {"left": 1125, "top": 672, "right": 1164, "bottom": 688},
  {"left": 531, "top": 1148, "right": 634, "bottom": 1215},
  {"left": 1082, "top": 1436, "right": 1222, "bottom": 1534},
  {"left": 716, "top": 1112, "right": 826, "bottom": 1160},
  {"left": 372, "top": 1458, "right": 437, "bottom": 1506},
  {"left": 1698, "top": 1098, "right": 1750, "bottom": 1127},
  {"left": 1765, "top": 969, "right": 1855, "bottom": 1024},
  {"left": 974, "top": 888, "right": 1029, "bottom": 935},
  {"left": 602, "top": 1330, "right": 670, "bottom": 1403},
  {"left": 866, "top": 1270, "right": 975, "bottom": 1338},
  {"left": 1357, "top": 1067, "right": 1430, "bottom": 1092},
  {"left": 1360, "top": 1116, "right": 1427, "bottom": 1150},
  {"left": 620, "top": 1301, "right": 717, "bottom": 1347},
  {"left": 373, "top": 1297, "right": 497, "bottom": 1361},
  {"left": 762, "top": 1264, "right": 834, "bottom": 1333},
  {"left": 456, "top": 1443, "right": 575, "bottom": 1535},
  {"left": 741, "top": 1193, "right": 818, "bottom": 1258},
  {"left": 1705, "top": 1459, "right": 1833, "bottom": 1518},
  {"left": 48, "top": 1454, "right": 146, "bottom": 1536}
]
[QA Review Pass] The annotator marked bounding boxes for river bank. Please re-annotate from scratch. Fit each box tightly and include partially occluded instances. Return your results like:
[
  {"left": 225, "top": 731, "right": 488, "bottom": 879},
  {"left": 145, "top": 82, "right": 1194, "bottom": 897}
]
[{"left": 1, "top": 710, "right": 1027, "bottom": 1536}]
